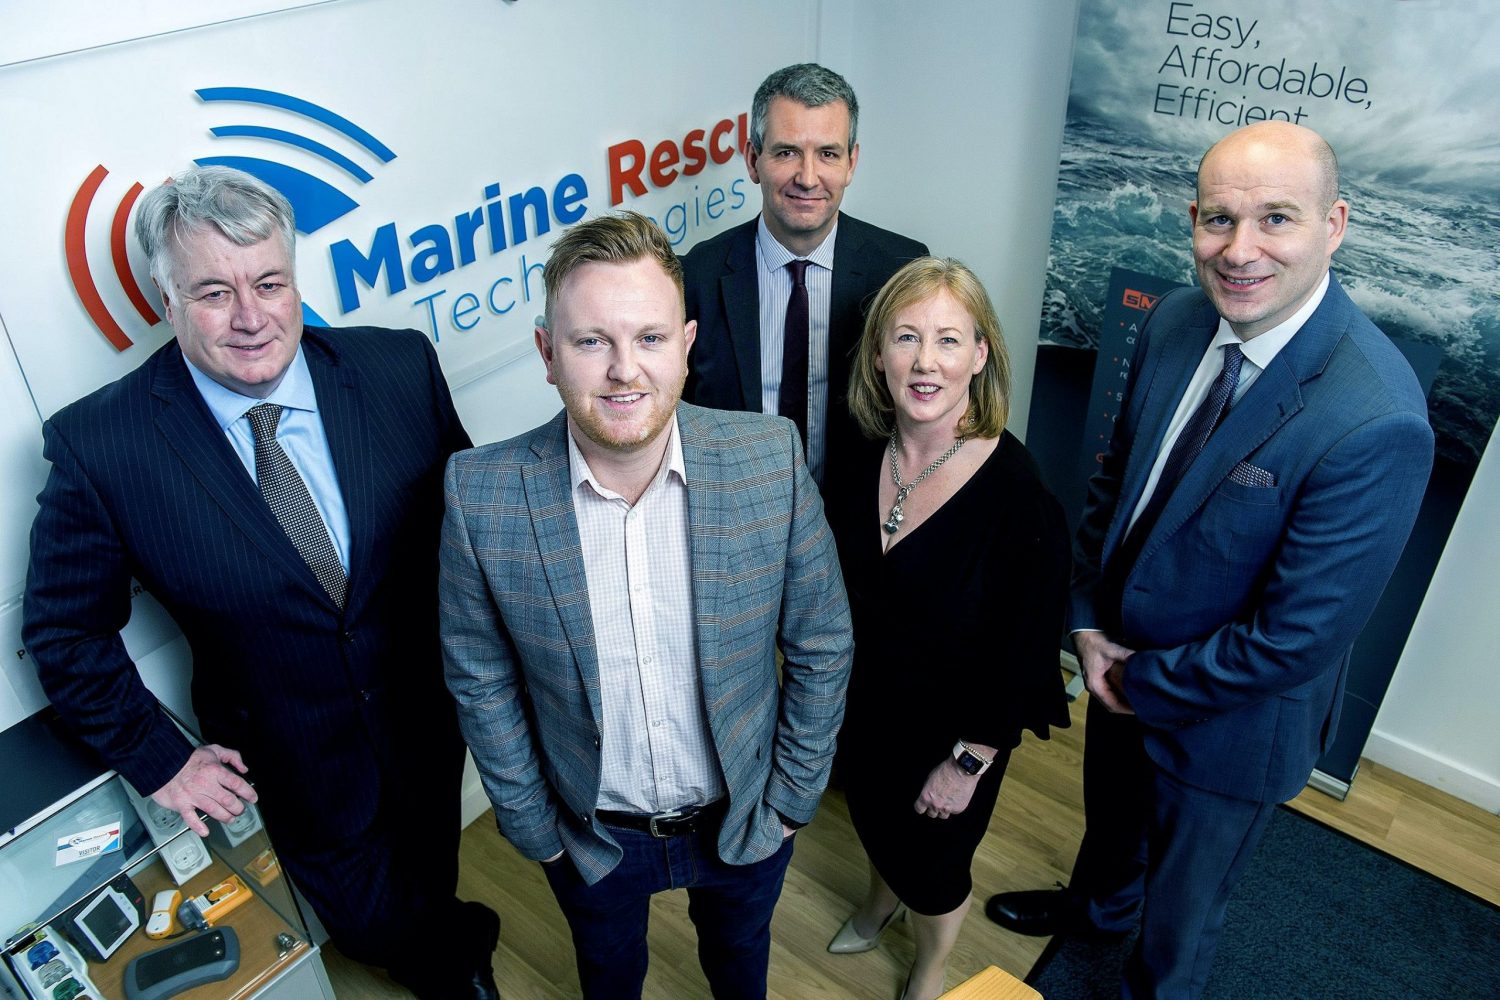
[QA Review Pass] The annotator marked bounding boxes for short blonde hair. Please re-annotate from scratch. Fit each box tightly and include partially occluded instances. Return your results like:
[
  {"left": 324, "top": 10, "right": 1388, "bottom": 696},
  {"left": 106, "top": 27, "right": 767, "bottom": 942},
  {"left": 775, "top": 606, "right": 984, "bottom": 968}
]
[
  {"left": 541, "top": 211, "right": 683, "bottom": 330},
  {"left": 848, "top": 257, "right": 1011, "bottom": 440}
]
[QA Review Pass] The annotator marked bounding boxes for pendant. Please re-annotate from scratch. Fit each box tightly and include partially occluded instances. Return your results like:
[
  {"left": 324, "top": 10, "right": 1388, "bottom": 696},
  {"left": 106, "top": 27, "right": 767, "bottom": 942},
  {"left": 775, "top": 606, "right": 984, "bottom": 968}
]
[{"left": 884, "top": 503, "right": 904, "bottom": 534}]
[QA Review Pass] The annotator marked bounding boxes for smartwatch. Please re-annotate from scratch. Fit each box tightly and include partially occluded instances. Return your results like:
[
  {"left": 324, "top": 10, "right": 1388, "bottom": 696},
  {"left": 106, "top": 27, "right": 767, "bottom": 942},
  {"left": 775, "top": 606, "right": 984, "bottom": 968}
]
[{"left": 951, "top": 741, "right": 993, "bottom": 777}]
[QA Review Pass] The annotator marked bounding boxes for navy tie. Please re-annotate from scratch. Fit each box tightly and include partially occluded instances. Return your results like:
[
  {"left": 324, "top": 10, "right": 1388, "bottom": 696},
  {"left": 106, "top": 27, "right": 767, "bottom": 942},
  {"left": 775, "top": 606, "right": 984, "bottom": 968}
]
[
  {"left": 779, "top": 259, "right": 811, "bottom": 449},
  {"left": 1109, "top": 342, "right": 1243, "bottom": 592},
  {"left": 248, "top": 403, "right": 348, "bottom": 609}
]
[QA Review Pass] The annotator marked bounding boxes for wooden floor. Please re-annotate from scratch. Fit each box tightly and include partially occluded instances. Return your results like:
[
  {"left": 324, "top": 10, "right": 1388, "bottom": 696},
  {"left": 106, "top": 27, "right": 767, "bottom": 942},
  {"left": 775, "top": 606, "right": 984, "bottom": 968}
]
[{"left": 323, "top": 689, "right": 1500, "bottom": 998}]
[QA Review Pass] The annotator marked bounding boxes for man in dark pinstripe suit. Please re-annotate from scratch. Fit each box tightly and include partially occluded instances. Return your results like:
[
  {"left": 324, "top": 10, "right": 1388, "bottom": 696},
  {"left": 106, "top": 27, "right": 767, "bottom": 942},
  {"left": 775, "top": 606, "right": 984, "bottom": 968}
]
[
  {"left": 440, "top": 212, "right": 853, "bottom": 999},
  {"left": 23, "top": 167, "right": 500, "bottom": 1000}
]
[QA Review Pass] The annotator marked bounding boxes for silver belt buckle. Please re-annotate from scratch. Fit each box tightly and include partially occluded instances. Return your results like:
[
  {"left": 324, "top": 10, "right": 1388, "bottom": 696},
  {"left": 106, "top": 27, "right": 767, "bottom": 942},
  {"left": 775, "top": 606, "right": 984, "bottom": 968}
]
[{"left": 648, "top": 809, "right": 688, "bottom": 838}]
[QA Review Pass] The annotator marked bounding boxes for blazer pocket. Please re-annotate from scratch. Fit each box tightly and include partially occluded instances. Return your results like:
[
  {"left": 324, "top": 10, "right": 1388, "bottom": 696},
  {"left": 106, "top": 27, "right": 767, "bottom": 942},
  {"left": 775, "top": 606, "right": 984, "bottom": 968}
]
[
  {"left": 1196, "top": 475, "right": 1285, "bottom": 591},
  {"left": 1227, "top": 461, "right": 1277, "bottom": 491},
  {"left": 1219, "top": 474, "right": 1279, "bottom": 506}
]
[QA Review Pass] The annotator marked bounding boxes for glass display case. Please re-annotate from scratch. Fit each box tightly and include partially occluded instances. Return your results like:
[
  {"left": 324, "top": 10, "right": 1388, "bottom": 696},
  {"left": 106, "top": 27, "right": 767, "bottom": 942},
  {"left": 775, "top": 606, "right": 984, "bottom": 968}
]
[{"left": 0, "top": 711, "right": 332, "bottom": 1000}]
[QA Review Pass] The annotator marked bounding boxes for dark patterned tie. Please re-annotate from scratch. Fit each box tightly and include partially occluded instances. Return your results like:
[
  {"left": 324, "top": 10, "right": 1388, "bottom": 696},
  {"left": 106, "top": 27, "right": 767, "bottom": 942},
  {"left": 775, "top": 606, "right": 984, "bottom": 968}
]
[
  {"left": 779, "top": 259, "right": 811, "bottom": 449},
  {"left": 247, "top": 403, "right": 348, "bottom": 609},
  {"left": 1109, "top": 342, "right": 1244, "bottom": 593}
]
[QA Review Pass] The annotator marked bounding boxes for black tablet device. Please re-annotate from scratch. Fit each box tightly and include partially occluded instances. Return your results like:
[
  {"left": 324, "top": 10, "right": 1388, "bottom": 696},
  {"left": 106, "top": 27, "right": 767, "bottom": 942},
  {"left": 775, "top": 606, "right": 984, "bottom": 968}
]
[{"left": 122, "top": 927, "right": 239, "bottom": 1000}]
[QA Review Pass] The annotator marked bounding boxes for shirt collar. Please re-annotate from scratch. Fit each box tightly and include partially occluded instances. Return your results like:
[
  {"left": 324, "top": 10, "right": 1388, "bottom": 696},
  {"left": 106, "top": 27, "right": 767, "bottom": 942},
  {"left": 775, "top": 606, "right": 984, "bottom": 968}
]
[
  {"left": 182, "top": 345, "right": 318, "bottom": 432},
  {"left": 567, "top": 411, "right": 687, "bottom": 501},
  {"left": 756, "top": 214, "right": 838, "bottom": 272},
  {"left": 1213, "top": 271, "right": 1330, "bottom": 370}
]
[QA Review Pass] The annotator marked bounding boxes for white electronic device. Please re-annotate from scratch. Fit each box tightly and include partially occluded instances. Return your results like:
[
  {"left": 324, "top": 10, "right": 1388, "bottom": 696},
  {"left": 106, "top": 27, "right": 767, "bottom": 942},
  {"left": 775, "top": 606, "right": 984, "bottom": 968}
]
[
  {"left": 159, "top": 833, "right": 212, "bottom": 884},
  {"left": 145, "top": 800, "right": 186, "bottom": 836},
  {"left": 73, "top": 884, "right": 140, "bottom": 960},
  {"left": 211, "top": 801, "right": 264, "bottom": 849},
  {"left": 123, "top": 783, "right": 212, "bottom": 884},
  {"left": 145, "top": 889, "right": 181, "bottom": 939}
]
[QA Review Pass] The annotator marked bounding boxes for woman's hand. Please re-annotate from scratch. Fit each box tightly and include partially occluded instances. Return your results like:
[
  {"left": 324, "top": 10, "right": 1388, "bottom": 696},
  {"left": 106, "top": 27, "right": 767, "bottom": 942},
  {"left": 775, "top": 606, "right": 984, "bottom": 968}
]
[{"left": 913, "top": 755, "right": 980, "bottom": 819}]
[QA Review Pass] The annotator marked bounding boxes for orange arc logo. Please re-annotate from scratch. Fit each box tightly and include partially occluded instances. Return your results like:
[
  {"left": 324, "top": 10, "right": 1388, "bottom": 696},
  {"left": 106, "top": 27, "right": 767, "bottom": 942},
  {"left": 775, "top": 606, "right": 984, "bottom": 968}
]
[{"left": 65, "top": 164, "right": 164, "bottom": 352}]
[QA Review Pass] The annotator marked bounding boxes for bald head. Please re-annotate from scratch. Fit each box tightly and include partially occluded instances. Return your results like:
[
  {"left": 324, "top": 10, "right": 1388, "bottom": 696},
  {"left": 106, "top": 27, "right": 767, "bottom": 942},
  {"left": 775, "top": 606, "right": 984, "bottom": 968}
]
[
  {"left": 1188, "top": 120, "right": 1349, "bottom": 339},
  {"left": 1198, "top": 122, "right": 1339, "bottom": 213}
]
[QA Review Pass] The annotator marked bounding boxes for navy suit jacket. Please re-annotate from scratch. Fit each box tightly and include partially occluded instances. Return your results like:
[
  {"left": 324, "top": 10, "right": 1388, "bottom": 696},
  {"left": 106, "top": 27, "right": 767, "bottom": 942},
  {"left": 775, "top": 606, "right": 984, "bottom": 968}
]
[
  {"left": 439, "top": 404, "right": 853, "bottom": 885},
  {"left": 681, "top": 213, "right": 927, "bottom": 482},
  {"left": 23, "top": 326, "right": 471, "bottom": 850},
  {"left": 1073, "top": 275, "right": 1433, "bottom": 803}
]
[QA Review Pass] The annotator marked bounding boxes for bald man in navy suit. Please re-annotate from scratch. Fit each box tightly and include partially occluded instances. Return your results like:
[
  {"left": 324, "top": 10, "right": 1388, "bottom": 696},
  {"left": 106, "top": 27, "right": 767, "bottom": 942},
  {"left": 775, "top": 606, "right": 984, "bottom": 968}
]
[
  {"left": 986, "top": 124, "right": 1433, "bottom": 999},
  {"left": 24, "top": 166, "right": 499, "bottom": 1000}
]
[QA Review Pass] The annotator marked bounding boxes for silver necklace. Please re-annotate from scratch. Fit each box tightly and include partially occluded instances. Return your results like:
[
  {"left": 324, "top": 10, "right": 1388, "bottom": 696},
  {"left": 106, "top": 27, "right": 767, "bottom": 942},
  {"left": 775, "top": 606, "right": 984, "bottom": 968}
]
[{"left": 884, "top": 432, "right": 965, "bottom": 534}]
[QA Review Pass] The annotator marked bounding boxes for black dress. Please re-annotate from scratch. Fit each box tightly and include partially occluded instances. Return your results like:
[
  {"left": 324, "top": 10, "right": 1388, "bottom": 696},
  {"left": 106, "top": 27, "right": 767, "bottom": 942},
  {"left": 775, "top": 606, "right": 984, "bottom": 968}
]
[{"left": 826, "top": 430, "right": 1071, "bottom": 915}]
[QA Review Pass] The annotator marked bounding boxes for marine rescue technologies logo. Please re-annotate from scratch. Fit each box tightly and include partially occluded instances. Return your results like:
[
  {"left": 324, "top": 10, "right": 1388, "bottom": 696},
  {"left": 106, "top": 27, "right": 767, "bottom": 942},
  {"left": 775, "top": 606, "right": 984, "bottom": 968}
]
[{"left": 65, "top": 86, "right": 749, "bottom": 351}]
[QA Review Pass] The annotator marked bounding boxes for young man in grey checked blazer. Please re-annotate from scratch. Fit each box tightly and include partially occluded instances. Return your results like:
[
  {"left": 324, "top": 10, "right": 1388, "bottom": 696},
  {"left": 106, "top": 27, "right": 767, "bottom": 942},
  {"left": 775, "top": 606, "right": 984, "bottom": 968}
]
[{"left": 439, "top": 211, "right": 853, "bottom": 999}]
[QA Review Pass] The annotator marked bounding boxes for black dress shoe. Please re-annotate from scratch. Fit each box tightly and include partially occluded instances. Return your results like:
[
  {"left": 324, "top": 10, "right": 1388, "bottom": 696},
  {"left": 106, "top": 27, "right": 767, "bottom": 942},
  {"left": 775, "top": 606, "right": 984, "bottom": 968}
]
[
  {"left": 461, "top": 966, "right": 500, "bottom": 1000},
  {"left": 405, "top": 971, "right": 499, "bottom": 1000},
  {"left": 391, "top": 901, "right": 501, "bottom": 999},
  {"left": 459, "top": 901, "right": 501, "bottom": 1000},
  {"left": 461, "top": 900, "right": 502, "bottom": 955},
  {"left": 984, "top": 888, "right": 1083, "bottom": 936}
]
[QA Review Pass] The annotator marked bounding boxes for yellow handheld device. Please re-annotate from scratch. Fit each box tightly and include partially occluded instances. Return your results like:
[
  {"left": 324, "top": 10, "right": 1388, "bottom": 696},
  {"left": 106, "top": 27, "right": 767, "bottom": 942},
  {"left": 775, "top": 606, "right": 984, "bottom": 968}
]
[{"left": 189, "top": 874, "right": 253, "bottom": 924}]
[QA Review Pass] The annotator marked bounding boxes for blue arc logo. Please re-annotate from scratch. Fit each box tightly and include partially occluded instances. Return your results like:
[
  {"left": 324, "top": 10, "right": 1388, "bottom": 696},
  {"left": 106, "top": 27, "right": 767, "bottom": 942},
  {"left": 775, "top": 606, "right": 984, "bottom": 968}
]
[
  {"left": 66, "top": 87, "right": 396, "bottom": 349},
  {"left": 194, "top": 86, "right": 397, "bottom": 234}
]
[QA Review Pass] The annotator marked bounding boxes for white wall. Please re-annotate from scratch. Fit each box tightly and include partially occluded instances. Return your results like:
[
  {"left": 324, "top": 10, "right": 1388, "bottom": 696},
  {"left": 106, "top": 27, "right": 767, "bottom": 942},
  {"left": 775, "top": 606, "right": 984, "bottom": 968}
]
[
  {"left": 1369, "top": 420, "right": 1500, "bottom": 811},
  {"left": 823, "top": 0, "right": 1081, "bottom": 442}
]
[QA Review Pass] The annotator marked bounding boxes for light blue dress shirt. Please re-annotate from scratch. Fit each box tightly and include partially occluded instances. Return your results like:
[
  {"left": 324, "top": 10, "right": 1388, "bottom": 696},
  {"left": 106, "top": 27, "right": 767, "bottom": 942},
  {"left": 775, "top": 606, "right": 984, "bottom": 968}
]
[{"left": 182, "top": 346, "right": 352, "bottom": 571}]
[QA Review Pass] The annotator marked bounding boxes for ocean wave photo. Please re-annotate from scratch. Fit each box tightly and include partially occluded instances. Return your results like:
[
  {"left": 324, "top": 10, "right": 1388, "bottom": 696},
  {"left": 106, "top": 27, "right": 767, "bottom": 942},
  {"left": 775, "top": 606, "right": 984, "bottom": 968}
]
[{"left": 1041, "top": 112, "right": 1500, "bottom": 466}]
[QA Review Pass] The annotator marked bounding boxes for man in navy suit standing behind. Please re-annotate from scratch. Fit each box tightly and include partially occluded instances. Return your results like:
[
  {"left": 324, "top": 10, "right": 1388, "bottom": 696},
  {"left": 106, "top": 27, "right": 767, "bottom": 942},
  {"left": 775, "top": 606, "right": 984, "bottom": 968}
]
[
  {"left": 683, "top": 62, "right": 927, "bottom": 486},
  {"left": 23, "top": 166, "right": 500, "bottom": 1000},
  {"left": 985, "top": 123, "right": 1434, "bottom": 999}
]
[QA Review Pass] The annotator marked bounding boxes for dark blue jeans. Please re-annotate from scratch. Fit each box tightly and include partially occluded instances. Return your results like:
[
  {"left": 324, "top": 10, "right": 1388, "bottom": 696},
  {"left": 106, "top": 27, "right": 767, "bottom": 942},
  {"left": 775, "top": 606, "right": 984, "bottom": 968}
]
[{"left": 542, "top": 824, "right": 796, "bottom": 999}]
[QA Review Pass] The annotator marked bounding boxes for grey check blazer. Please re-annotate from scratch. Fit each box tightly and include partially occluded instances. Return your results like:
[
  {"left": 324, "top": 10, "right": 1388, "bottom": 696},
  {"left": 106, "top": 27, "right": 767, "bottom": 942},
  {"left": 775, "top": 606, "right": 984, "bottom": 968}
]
[{"left": 440, "top": 402, "right": 853, "bottom": 885}]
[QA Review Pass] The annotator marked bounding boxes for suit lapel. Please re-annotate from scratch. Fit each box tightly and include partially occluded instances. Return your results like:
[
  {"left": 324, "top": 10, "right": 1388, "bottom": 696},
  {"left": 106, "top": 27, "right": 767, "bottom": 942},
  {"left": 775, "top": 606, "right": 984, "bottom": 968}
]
[
  {"left": 722, "top": 224, "right": 764, "bottom": 409},
  {"left": 524, "top": 413, "right": 604, "bottom": 724},
  {"left": 304, "top": 332, "right": 374, "bottom": 618},
  {"left": 677, "top": 406, "right": 724, "bottom": 681},
  {"left": 150, "top": 344, "right": 334, "bottom": 606},
  {"left": 828, "top": 216, "right": 868, "bottom": 390},
  {"left": 1138, "top": 279, "right": 1354, "bottom": 562},
  {"left": 1143, "top": 358, "right": 1302, "bottom": 564},
  {"left": 1108, "top": 314, "right": 1215, "bottom": 558},
  {"left": 676, "top": 406, "right": 731, "bottom": 765}
]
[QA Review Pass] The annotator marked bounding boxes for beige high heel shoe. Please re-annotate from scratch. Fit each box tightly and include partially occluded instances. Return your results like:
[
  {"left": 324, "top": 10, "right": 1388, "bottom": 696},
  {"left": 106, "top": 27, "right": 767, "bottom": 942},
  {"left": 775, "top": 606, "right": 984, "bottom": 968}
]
[{"left": 826, "top": 904, "right": 907, "bottom": 954}]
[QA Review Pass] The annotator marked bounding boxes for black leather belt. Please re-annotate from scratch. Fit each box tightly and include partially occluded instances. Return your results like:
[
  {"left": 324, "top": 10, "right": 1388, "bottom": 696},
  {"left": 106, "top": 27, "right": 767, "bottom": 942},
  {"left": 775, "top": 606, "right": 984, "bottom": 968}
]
[{"left": 596, "top": 799, "right": 727, "bottom": 838}]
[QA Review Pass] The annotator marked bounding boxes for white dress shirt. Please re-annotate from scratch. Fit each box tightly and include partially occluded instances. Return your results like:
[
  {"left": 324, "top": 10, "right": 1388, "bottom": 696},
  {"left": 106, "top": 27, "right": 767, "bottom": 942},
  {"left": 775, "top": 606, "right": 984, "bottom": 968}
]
[
  {"left": 567, "top": 414, "right": 726, "bottom": 813},
  {"left": 1125, "top": 273, "right": 1329, "bottom": 533},
  {"left": 755, "top": 217, "right": 837, "bottom": 483}
]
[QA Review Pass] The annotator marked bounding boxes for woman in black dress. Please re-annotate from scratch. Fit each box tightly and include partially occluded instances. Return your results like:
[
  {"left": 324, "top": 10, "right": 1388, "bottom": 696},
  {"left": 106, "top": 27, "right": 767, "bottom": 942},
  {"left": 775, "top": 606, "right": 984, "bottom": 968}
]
[{"left": 823, "top": 258, "right": 1071, "bottom": 1000}]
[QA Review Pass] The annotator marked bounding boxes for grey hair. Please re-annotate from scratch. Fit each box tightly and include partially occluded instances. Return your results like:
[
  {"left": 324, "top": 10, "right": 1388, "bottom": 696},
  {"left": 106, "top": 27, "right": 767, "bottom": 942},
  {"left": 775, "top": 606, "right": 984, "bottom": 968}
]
[
  {"left": 749, "top": 63, "right": 859, "bottom": 152},
  {"left": 134, "top": 165, "right": 296, "bottom": 303}
]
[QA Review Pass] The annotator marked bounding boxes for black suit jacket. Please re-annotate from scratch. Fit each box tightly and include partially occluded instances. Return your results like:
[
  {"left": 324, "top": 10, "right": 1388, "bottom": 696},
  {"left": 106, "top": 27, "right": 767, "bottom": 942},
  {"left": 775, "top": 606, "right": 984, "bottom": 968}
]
[
  {"left": 23, "top": 326, "right": 471, "bottom": 852},
  {"left": 681, "top": 213, "right": 927, "bottom": 483}
]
